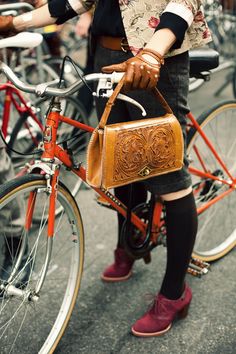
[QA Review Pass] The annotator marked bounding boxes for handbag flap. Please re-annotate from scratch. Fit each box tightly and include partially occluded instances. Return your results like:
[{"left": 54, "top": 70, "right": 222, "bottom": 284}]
[{"left": 102, "top": 113, "right": 184, "bottom": 189}]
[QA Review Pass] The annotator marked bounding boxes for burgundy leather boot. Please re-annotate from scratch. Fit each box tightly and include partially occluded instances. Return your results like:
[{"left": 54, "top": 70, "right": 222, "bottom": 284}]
[
  {"left": 101, "top": 247, "right": 134, "bottom": 282},
  {"left": 131, "top": 284, "right": 192, "bottom": 337}
]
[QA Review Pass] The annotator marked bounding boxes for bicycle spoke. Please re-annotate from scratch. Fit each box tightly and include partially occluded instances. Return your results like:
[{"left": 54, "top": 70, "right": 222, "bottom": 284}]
[
  {"left": 188, "top": 101, "right": 236, "bottom": 259},
  {"left": 0, "top": 176, "right": 84, "bottom": 353}
]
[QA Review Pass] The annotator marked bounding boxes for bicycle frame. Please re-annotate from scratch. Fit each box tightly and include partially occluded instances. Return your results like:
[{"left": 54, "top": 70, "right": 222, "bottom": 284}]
[
  {"left": 25, "top": 102, "right": 236, "bottom": 244},
  {"left": 0, "top": 81, "right": 43, "bottom": 139},
  {"left": 187, "top": 111, "right": 236, "bottom": 215}
]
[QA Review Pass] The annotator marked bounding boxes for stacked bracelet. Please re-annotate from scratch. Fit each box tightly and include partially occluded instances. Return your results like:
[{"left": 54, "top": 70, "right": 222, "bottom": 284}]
[{"left": 138, "top": 48, "right": 165, "bottom": 67}]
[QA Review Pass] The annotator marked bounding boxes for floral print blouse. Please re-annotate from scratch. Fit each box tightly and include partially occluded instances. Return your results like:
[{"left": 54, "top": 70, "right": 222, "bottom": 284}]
[{"left": 74, "top": 0, "right": 212, "bottom": 56}]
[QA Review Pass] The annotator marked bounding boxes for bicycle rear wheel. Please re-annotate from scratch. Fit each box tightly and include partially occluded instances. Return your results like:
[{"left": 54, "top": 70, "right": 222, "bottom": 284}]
[
  {"left": 187, "top": 100, "right": 236, "bottom": 261},
  {"left": 0, "top": 174, "right": 84, "bottom": 354}
]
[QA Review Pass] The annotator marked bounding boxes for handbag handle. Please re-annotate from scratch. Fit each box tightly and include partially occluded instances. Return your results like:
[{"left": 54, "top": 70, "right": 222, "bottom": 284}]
[{"left": 98, "top": 75, "right": 174, "bottom": 129}]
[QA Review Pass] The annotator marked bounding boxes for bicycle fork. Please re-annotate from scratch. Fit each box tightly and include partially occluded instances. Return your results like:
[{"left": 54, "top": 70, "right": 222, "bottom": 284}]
[{"left": 30, "top": 101, "right": 62, "bottom": 296}]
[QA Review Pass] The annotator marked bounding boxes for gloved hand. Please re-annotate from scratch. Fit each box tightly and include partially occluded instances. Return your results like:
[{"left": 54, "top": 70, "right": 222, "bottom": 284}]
[
  {"left": 102, "top": 48, "right": 164, "bottom": 91},
  {"left": 0, "top": 16, "right": 17, "bottom": 35}
]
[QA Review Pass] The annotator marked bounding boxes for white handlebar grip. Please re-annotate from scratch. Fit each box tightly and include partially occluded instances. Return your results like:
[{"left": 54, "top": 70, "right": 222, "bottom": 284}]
[{"left": 111, "top": 72, "right": 125, "bottom": 83}]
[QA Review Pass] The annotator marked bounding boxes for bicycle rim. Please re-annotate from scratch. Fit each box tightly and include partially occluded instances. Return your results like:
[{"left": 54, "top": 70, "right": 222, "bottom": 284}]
[
  {"left": 0, "top": 175, "right": 84, "bottom": 353},
  {"left": 187, "top": 101, "right": 236, "bottom": 261}
]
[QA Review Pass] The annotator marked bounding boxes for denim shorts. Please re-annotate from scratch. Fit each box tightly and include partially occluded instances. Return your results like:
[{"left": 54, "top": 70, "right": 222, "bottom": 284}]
[{"left": 94, "top": 44, "right": 192, "bottom": 195}]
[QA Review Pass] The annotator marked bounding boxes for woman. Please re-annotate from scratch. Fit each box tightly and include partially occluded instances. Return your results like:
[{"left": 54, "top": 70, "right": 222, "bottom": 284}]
[{"left": 0, "top": 0, "right": 211, "bottom": 337}]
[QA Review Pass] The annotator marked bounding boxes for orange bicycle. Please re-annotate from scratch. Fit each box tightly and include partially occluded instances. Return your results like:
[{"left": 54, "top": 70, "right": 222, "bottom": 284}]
[{"left": 0, "top": 50, "right": 236, "bottom": 353}]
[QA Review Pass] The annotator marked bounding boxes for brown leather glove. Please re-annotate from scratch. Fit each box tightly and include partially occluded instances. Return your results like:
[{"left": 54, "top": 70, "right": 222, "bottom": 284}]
[
  {"left": 102, "top": 48, "right": 164, "bottom": 92},
  {"left": 0, "top": 16, "right": 17, "bottom": 35}
]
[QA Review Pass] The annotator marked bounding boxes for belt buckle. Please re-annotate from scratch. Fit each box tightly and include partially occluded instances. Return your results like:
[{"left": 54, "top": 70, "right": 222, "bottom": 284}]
[{"left": 121, "top": 37, "right": 129, "bottom": 53}]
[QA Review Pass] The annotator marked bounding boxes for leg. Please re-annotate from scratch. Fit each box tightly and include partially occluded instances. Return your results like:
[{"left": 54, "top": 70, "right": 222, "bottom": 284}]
[
  {"left": 160, "top": 188, "right": 198, "bottom": 299},
  {"left": 94, "top": 45, "right": 149, "bottom": 281},
  {"left": 101, "top": 182, "right": 147, "bottom": 282},
  {"left": 131, "top": 52, "right": 198, "bottom": 336},
  {"left": 131, "top": 188, "right": 197, "bottom": 336},
  {"left": 115, "top": 182, "right": 147, "bottom": 248}
]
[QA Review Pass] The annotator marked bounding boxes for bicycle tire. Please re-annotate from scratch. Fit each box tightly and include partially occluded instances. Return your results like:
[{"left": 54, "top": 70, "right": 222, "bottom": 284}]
[
  {"left": 0, "top": 174, "right": 84, "bottom": 354},
  {"left": 233, "top": 67, "right": 236, "bottom": 99},
  {"left": 187, "top": 100, "right": 236, "bottom": 261}
]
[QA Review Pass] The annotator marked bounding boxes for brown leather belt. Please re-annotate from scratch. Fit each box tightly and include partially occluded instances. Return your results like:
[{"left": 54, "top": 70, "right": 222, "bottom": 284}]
[{"left": 98, "top": 36, "right": 131, "bottom": 52}]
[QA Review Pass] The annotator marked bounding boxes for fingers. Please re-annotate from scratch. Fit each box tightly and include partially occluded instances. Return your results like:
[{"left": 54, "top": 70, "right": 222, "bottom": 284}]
[
  {"left": 102, "top": 62, "right": 127, "bottom": 73},
  {"left": 138, "top": 66, "right": 151, "bottom": 90},
  {"left": 101, "top": 54, "right": 161, "bottom": 91},
  {"left": 146, "top": 70, "right": 160, "bottom": 90},
  {"left": 127, "top": 63, "right": 160, "bottom": 90},
  {"left": 132, "top": 62, "right": 143, "bottom": 90},
  {"left": 124, "top": 61, "right": 135, "bottom": 92}
]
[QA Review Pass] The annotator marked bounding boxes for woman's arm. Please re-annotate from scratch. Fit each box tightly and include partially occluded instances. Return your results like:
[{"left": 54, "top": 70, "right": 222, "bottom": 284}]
[
  {"left": 145, "top": 0, "right": 202, "bottom": 55},
  {"left": 102, "top": 0, "right": 201, "bottom": 91},
  {"left": 0, "top": 0, "right": 95, "bottom": 33}
]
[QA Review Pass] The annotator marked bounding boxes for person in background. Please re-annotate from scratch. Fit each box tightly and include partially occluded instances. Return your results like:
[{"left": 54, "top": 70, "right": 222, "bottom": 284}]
[
  {"left": 75, "top": 10, "right": 94, "bottom": 116},
  {"left": 0, "top": 0, "right": 211, "bottom": 337}
]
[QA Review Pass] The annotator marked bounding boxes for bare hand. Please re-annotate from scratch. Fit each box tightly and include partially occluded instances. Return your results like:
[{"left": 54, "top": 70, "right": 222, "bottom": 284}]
[{"left": 75, "top": 12, "right": 92, "bottom": 38}]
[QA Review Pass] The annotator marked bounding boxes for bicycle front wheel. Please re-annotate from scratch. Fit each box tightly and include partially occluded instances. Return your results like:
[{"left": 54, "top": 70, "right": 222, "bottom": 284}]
[
  {"left": 0, "top": 174, "right": 84, "bottom": 354},
  {"left": 187, "top": 100, "right": 236, "bottom": 261}
]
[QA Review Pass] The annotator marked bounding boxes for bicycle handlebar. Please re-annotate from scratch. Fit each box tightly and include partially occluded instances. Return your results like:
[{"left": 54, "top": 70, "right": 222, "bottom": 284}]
[
  {"left": 0, "top": 62, "right": 148, "bottom": 115},
  {"left": 0, "top": 61, "right": 124, "bottom": 97}
]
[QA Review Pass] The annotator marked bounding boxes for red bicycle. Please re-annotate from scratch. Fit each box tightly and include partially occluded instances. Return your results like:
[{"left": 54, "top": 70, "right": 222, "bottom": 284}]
[
  {"left": 0, "top": 32, "right": 88, "bottom": 208},
  {"left": 0, "top": 52, "right": 235, "bottom": 353}
]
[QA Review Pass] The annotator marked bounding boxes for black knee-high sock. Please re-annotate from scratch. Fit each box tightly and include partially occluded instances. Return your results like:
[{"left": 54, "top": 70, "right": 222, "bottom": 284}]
[
  {"left": 115, "top": 183, "right": 147, "bottom": 248},
  {"left": 160, "top": 192, "right": 198, "bottom": 300}
]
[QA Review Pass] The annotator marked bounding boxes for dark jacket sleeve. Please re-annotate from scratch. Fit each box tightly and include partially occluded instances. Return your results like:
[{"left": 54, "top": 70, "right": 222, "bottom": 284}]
[
  {"left": 155, "top": 12, "right": 188, "bottom": 49},
  {"left": 48, "top": 0, "right": 78, "bottom": 24}
]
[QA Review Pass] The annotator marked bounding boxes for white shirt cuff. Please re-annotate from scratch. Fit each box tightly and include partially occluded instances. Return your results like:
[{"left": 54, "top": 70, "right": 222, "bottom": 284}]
[
  {"left": 68, "top": 0, "right": 83, "bottom": 14},
  {"left": 163, "top": 3, "right": 194, "bottom": 27}
]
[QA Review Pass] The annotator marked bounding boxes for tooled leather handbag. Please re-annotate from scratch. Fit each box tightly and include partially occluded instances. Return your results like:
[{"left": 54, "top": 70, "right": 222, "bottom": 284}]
[{"left": 86, "top": 76, "right": 184, "bottom": 189}]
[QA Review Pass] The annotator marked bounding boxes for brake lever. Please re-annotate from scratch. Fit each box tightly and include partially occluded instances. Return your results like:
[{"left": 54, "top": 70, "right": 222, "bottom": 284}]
[{"left": 93, "top": 86, "right": 147, "bottom": 117}]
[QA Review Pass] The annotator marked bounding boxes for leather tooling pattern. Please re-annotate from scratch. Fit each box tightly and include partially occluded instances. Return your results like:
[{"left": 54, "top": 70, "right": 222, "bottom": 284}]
[{"left": 113, "top": 123, "right": 177, "bottom": 183}]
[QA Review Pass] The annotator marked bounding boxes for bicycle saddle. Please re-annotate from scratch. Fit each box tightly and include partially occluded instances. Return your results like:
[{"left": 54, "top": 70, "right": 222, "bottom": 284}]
[
  {"left": 189, "top": 48, "right": 219, "bottom": 77},
  {"left": 0, "top": 32, "right": 43, "bottom": 49}
]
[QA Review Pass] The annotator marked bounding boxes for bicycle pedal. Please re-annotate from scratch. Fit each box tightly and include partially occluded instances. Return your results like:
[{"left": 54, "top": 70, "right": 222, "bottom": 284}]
[
  {"left": 187, "top": 267, "right": 202, "bottom": 278},
  {"left": 187, "top": 261, "right": 209, "bottom": 278},
  {"left": 190, "top": 257, "right": 210, "bottom": 269}
]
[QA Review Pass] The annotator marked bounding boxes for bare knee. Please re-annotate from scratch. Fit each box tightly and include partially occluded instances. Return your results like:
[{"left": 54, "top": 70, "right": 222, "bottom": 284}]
[{"left": 161, "top": 186, "right": 192, "bottom": 202}]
